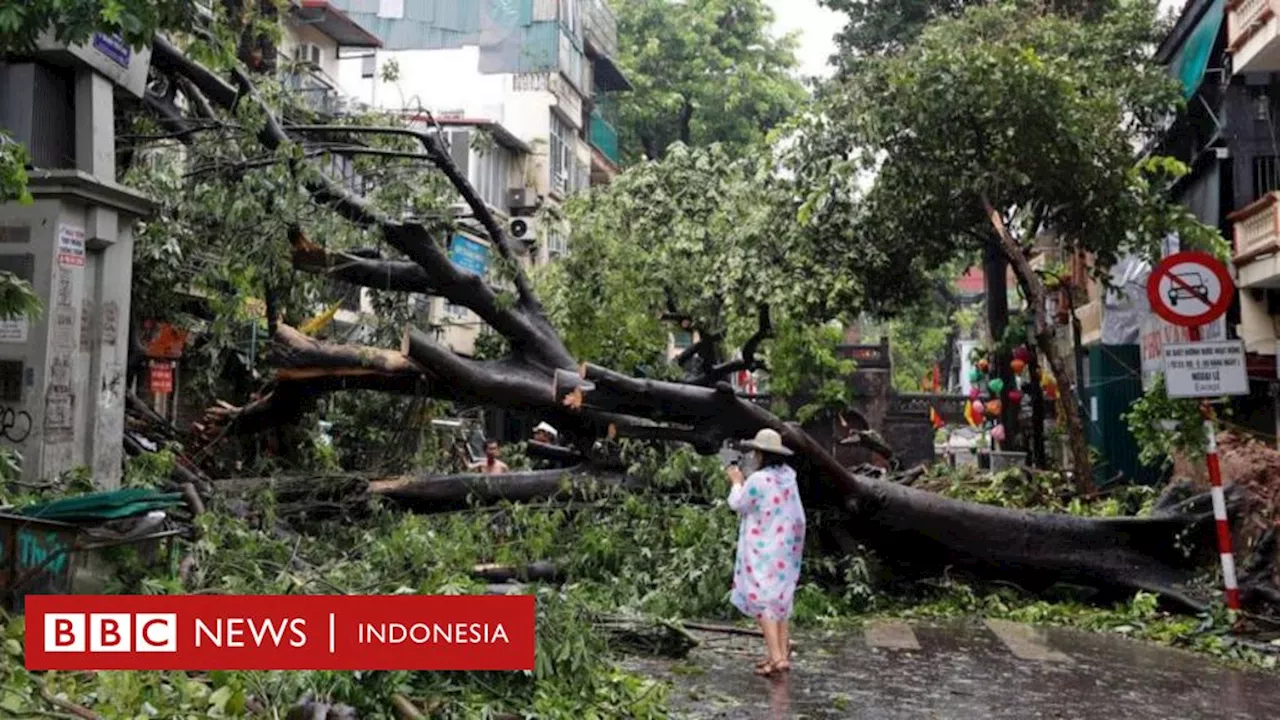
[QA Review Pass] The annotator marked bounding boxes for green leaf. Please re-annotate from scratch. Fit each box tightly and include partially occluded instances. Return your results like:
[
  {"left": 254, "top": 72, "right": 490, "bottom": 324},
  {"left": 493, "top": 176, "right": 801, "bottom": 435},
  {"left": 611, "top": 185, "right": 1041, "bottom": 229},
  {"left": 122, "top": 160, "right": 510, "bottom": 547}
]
[{"left": 208, "top": 685, "right": 232, "bottom": 711}]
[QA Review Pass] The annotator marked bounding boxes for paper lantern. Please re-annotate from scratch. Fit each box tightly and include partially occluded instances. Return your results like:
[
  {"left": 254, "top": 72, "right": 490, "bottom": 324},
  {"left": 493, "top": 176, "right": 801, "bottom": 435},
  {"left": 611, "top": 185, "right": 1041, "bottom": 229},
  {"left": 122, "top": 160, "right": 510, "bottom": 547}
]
[
  {"left": 988, "top": 378, "right": 1005, "bottom": 393},
  {"left": 1010, "top": 358, "right": 1027, "bottom": 375},
  {"left": 1013, "top": 346, "right": 1032, "bottom": 362},
  {"left": 969, "top": 368, "right": 982, "bottom": 383},
  {"left": 968, "top": 387, "right": 980, "bottom": 400},
  {"left": 971, "top": 400, "right": 985, "bottom": 415},
  {"left": 991, "top": 424, "right": 1007, "bottom": 442},
  {"left": 977, "top": 358, "right": 990, "bottom": 373},
  {"left": 986, "top": 399, "right": 1003, "bottom": 416},
  {"left": 1007, "top": 389, "right": 1023, "bottom": 404}
]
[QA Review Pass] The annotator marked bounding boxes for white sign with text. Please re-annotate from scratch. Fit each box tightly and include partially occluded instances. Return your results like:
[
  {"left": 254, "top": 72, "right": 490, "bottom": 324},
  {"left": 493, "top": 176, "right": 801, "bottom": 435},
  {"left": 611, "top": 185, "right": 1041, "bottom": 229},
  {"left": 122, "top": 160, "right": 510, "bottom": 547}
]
[
  {"left": 1162, "top": 340, "right": 1249, "bottom": 398},
  {"left": 1139, "top": 315, "right": 1225, "bottom": 391}
]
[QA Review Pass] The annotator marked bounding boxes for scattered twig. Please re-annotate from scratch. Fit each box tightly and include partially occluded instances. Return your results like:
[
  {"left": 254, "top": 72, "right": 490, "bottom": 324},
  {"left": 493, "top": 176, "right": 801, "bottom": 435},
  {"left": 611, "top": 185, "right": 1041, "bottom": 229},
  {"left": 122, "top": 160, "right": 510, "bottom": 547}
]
[
  {"left": 390, "top": 694, "right": 425, "bottom": 720},
  {"left": 679, "top": 620, "right": 764, "bottom": 638},
  {"left": 35, "top": 677, "right": 101, "bottom": 720}
]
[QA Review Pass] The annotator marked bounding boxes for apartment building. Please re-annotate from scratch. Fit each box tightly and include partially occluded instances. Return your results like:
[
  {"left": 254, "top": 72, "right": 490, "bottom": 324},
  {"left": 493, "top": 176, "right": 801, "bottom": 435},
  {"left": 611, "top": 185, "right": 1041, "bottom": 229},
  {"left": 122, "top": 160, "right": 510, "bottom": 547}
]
[
  {"left": 281, "top": 0, "right": 383, "bottom": 114},
  {"left": 323, "top": 0, "right": 631, "bottom": 355},
  {"left": 1154, "top": 0, "right": 1280, "bottom": 445}
]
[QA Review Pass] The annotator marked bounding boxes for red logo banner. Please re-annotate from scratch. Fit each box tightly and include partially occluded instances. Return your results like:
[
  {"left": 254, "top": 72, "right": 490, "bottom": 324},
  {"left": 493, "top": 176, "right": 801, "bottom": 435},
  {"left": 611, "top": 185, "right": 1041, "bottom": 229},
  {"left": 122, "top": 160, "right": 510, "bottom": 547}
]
[{"left": 24, "top": 595, "right": 535, "bottom": 671}]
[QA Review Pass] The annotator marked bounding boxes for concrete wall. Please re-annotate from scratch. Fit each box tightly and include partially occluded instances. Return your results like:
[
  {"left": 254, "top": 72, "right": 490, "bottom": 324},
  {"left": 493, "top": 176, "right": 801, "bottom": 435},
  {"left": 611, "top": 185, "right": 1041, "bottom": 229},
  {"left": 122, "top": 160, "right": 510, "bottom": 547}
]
[
  {"left": 281, "top": 23, "right": 346, "bottom": 87},
  {"left": 0, "top": 195, "right": 133, "bottom": 485}
]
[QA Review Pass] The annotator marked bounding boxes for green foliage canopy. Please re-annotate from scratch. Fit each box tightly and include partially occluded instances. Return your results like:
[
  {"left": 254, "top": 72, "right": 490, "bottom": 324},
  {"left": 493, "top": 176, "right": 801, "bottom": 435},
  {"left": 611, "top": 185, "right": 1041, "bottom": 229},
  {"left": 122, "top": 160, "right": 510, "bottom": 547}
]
[
  {"left": 612, "top": 0, "right": 808, "bottom": 162},
  {"left": 789, "top": 1, "right": 1223, "bottom": 312}
]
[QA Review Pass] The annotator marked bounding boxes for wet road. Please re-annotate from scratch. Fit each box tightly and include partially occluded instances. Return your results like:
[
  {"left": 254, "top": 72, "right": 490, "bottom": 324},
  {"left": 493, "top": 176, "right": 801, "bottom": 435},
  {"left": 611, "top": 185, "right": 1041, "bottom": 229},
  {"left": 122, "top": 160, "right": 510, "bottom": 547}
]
[{"left": 623, "top": 619, "right": 1280, "bottom": 719}]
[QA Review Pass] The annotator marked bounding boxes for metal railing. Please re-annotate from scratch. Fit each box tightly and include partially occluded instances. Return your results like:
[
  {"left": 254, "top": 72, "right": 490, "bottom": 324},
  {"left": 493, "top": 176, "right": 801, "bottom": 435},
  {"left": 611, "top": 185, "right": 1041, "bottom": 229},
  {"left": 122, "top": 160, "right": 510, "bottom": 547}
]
[
  {"left": 285, "top": 67, "right": 343, "bottom": 116},
  {"left": 589, "top": 107, "right": 620, "bottom": 165}
]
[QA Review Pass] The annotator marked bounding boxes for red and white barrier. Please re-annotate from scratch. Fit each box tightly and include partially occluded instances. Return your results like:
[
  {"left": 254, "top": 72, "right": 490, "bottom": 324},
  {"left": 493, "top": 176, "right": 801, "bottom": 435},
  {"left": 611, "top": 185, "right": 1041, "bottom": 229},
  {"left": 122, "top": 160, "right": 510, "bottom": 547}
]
[{"left": 1204, "top": 417, "right": 1241, "bottom": 610}]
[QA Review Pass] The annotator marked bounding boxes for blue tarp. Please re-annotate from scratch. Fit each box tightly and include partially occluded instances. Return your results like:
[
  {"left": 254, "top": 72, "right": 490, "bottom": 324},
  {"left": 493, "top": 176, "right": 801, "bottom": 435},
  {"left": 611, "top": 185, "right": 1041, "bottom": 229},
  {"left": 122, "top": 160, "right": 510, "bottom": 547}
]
[{"left": 1169, "top": 0, "right": 1225, "bottom": 100}]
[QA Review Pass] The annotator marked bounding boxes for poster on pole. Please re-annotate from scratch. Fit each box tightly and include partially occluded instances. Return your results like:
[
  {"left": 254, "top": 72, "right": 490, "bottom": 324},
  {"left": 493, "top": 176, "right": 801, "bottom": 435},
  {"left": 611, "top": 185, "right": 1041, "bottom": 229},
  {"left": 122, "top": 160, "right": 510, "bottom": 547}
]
[
  {"left": 57, "top": 226, "right": 86, "bottom": 268},
  {"left": 1162, "top": 340, "right": 1249, "bottom": 398}
]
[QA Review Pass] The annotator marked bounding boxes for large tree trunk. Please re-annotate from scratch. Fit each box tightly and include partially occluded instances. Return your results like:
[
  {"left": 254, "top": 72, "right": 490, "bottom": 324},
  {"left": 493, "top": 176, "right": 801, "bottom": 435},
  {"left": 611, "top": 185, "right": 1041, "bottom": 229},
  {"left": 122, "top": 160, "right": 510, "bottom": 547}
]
[
  {"left": 983, "top": 237, "right": 1022, "bottom": 455},
  {"left": 1027, "top": 344, "right": 1048, "bottom": 468},
  {"left": 982, "top": 196, "right": 1094, "bottom": 495},
  {"left": 145, "top": 36, "right": 1274, "bottom": 613},
  {"left": 368, "top": 466, "right": 634, "bottom": 511}
]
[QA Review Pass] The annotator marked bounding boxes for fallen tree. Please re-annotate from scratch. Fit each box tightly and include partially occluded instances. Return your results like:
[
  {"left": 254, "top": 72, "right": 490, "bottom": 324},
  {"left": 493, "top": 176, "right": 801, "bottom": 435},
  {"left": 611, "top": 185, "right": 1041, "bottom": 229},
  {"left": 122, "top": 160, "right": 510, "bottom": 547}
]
[
  {"left": 368, "top": 466, "right": 634, "bottom": 512},
  {"left": 139, "top": 34, "right": 1277, "bottom": 614}
]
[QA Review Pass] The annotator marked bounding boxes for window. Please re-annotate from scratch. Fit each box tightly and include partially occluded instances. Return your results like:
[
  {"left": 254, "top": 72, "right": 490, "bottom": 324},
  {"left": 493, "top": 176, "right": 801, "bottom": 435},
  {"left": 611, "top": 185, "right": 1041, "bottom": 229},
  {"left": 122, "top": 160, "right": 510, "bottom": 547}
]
[
  {"left": 0, "top": 360, "right": 21, "bottom": 403},
  {"left": 378, "top": 0, "right": 404, "bottom": 19},
  {"left": 549, "top": 112, "right": 571, "bottom": 194},
  {"left": 472, "top": 141, "right": 511, "bottom": 210},
  {"left": 560, "top": 0, "right": 580, "bottom": 36},
  {"left": 1253, "top": 155, "right": 1280, "bottom": 202},
  {"left": 446, "top": 129, "right": 471, "bottom": 177},
  {"left": 547, "top": 228, "right": 568, "bottom": 259}
]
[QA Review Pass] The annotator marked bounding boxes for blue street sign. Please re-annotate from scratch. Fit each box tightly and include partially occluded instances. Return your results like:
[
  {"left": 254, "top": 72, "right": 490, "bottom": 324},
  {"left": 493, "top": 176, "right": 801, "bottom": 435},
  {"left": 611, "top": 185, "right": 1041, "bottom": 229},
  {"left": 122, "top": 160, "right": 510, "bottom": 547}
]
[
  {"left": 92, "top": 33, "right": 131, "bottom": 68},
  {"left": 448, "top": 234, "right": 490, "bottom": 277}
]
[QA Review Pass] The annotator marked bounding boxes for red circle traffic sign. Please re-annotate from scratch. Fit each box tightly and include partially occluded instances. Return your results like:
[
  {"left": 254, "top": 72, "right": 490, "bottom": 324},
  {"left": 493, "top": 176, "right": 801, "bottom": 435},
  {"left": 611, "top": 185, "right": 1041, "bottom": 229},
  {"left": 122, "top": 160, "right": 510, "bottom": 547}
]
[{"left": 1146, "top": 251, "right": 1234, "bottom": 328}]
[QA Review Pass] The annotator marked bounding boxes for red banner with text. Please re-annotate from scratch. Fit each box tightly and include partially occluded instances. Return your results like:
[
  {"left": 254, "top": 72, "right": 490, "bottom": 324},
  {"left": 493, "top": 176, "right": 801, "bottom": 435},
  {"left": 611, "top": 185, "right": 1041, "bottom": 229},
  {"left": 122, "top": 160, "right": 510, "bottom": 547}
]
[{"left": 24, "top": 595, "right": 535, "bottom": 671}]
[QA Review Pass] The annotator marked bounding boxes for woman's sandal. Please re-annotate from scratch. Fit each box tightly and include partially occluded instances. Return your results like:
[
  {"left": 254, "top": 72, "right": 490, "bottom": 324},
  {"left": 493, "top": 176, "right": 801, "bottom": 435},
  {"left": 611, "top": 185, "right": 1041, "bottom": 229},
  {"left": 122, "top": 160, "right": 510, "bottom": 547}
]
[
  {"left": 754, "top": 644, "right": 795, "bottom": 669},
  {"left": 754, "top": 659, "right": 792, "bottom": 677}
]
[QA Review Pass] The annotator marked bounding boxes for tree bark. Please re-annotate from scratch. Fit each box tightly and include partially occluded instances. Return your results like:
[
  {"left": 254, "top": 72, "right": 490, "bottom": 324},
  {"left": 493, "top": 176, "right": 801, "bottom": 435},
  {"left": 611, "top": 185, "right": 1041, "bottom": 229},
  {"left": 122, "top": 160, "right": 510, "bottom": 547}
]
[
  {"left": 982, "top": 195, "right": 1094, "bottom": 494},
  {"left": 678, "top": 98, "right": 694, "bottom": 146},
  {"left": 1027, "top": 345, "right": 1048, "bottom": 468},
  {"left": 368, "top": 466, "right": 634, "bottom": 511}
]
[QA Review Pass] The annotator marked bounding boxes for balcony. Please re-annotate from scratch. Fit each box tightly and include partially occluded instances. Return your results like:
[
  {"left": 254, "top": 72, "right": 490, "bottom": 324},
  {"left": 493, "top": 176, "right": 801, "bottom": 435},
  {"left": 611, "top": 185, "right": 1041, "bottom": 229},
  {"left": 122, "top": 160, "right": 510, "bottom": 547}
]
[
  {"left": 1228, "top": 190, "right": 1280, "bottom": 288},
  {"left": 589, "top": 107, "right": 620, "bottom": 167},
  {"left": 582, "top": 0, "right": 619, "bottom": 59},
  {"left": 1229, "top": 0, "right": 1280, "bottom": 73},
  {"left": 285, "top": 66, "right": 343, "bottom": 115}
]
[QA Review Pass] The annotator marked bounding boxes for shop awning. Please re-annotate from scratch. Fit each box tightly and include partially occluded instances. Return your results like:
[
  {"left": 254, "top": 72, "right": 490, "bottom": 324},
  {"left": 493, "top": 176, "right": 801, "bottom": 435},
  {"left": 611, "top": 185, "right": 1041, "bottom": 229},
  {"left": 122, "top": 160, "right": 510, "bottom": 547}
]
[{"left": 1168, "top": 0, "right": 1224, "bottom": 100}]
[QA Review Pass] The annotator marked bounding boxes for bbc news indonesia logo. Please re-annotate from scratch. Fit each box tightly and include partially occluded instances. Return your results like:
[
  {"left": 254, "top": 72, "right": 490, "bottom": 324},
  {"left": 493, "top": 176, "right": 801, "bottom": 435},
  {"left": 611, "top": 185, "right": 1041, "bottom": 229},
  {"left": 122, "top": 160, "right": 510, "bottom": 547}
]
[{"left": 25, "top": 595, "right": 535, "bottom": 671}]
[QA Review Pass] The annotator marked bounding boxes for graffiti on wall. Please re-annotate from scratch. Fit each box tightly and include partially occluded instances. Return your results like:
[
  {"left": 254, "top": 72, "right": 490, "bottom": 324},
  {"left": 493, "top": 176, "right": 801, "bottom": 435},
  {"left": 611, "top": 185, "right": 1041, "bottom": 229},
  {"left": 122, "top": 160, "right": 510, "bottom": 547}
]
[
  {"left": 102, "top": 300, "right": 118, "bottom": 347},
  {"left": 0, "top": 407, "right": 32, "bottom": 443}
]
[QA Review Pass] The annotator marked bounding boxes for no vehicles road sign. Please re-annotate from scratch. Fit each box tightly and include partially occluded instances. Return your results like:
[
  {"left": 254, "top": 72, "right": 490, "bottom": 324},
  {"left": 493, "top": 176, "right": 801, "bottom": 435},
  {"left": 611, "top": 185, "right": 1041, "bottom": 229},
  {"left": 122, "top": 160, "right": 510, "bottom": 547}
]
[{"left": 1146, "top": 251, "right": 1234, "bottom": 329}]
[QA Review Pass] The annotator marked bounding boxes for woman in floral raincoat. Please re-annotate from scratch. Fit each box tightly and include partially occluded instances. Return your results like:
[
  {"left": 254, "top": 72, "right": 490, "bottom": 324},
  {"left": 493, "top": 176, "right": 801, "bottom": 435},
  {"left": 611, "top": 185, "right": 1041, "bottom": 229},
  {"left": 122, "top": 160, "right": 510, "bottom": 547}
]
[{"left": 726, "top": 428, "right": 805, "bottom": 677}]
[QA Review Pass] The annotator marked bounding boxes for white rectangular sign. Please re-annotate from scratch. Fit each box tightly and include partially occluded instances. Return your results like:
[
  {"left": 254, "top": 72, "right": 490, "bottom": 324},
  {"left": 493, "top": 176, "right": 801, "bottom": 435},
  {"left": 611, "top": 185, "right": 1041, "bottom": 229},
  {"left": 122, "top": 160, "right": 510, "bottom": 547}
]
[
  {"left": 0, "top": 319, "right": 29, "bottom": 343},
  {"left": 57, "top": 226, "right": 85, "bottom": 267},
  {"left": 1140, "top": 315, "right": 1226, "bottom": 391},
  {"left": 1162, "top": 340, "right": 1249, "bottom": 398}
]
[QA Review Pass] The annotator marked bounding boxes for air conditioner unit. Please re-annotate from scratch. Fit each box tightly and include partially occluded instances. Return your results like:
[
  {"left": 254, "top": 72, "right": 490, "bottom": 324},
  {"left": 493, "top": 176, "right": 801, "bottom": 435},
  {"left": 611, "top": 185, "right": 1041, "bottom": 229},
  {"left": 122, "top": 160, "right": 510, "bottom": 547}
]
[
  {"left": 507, "top": 187, "right": 538, "bottom": 211},
  {"left": 300, "top": 43, "right": 322, "bottom": 66},
  {"left": 509, "top": 216, "right": 539, "bottom": 243}
]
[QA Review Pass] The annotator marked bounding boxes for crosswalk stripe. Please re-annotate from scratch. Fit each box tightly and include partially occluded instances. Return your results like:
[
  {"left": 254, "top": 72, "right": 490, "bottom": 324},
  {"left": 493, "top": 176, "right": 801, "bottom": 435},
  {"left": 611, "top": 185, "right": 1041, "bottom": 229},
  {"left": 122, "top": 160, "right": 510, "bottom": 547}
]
[
  {"left": 863, "top": 619, "right": 921, "bottom": 650},
  {"left": 984, "top": 619, "right": 1072, "bottom": 662}
]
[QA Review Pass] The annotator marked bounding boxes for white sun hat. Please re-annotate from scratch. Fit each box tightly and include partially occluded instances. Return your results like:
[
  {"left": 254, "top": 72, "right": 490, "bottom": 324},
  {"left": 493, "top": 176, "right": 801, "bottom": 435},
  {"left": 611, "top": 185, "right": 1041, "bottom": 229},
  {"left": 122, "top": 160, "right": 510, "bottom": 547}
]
[{"left": 740, "top": 428, "right": 793, "bottom": 456}]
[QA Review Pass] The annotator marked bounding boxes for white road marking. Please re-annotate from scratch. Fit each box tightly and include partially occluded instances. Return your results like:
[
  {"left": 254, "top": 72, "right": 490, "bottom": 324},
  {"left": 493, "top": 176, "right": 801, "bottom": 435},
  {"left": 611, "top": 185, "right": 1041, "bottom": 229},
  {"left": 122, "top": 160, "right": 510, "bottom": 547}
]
[
  {"left": 985, "top": 619, "right": 1071, "bottom": 662},
  {"left": 863, "top": 619, "right": 921, "bottom": 650}
]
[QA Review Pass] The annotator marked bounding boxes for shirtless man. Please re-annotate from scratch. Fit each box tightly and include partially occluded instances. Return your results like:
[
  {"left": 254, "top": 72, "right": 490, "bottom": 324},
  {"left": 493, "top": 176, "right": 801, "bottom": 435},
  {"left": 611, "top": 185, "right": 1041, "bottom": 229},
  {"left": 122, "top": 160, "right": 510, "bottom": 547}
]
[{"left": 470, "top": 439, "right": 510, "bottom": 474}]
